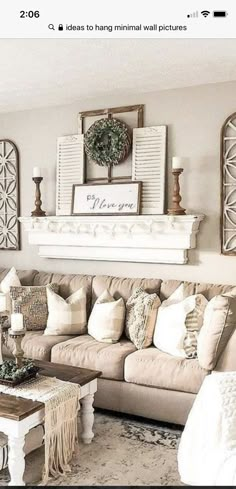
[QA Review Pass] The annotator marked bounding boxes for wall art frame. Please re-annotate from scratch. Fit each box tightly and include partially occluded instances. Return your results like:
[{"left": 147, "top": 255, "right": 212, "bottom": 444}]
[
  {"left": 78, "top": 104, "right": 144, "bottom": 184},
  {"left": 221, "top": 111, "right": 236, "bottom": 255},
  {"left": 71, "top": 181, "right": 142, "bottom": 216},
  {"left": 0, "top": 139, "right": 20, "bottom": 250}
]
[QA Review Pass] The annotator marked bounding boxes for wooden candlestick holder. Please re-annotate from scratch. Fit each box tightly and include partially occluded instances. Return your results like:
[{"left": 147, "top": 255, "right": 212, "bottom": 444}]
[
  {"left": 167, "top": 168, "right": 186, "bottom": 215},
  {"left": 8, "top": 329, "right": 26, "bottom": 368},
  {"left": 31, "top": 177, "right": 46, "bottom": 217}
]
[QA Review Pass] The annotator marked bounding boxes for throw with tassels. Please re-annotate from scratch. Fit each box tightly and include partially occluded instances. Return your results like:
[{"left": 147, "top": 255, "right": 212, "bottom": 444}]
[{"left": 0, "top": 375, "right": 80, "bottom": 483}]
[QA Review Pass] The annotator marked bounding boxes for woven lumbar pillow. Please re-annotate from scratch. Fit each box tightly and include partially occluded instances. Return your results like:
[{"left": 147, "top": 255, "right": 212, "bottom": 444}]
[
  {"left": 197, "top": 292, "right": 236, "bottom": 370},
  {"left": 0, "top": 267, "right": 21, "bottom": 312},
  {"left": 125, "top": 287, "right": 161, "bottom": 349},
  {"left": 44, "top": 286, "right": 87, "bottom": 335},
  {"left": 88, "top": 289, "right": 125, "bottom": 343},
  {"left": 10, "top": 283, "right": 58, "bottom": 331},
  {"left": 153, "top": 284, "right": 208, "bottom": 358}
]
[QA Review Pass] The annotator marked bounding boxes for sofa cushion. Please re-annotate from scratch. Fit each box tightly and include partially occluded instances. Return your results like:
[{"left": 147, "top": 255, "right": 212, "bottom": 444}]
[
  {"left": 124, "top": 347, "right": 209, "bottom": 394},
  {"left": 92, "top": 275, "right": 161, "bottom": 305},
  {"left": 33, "top": 272, "right": 93, "bottom": 316},
  {"left": 195, "top": 282, "right": 236, "bottom": 301},
  {"left": 3, "top": 331, "right": 72, "bottom": 361},
  {"left": 160, "top": 280, "right": 195, "bottom": 301},
  {"left": 0, "top": 268, "right": 38, "bottom": 286},
  {"left": 51, "top": 334, "right": 136, "bottom": 381}
]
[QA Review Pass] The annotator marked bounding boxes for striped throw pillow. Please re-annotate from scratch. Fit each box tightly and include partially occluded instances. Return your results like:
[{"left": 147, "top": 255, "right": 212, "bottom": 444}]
[{"left": 184, "top": 295, "right": 207, "bottom": 358}]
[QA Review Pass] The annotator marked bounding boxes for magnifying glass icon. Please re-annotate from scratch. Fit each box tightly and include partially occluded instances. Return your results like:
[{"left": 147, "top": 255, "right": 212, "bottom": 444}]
[{"left": 48, "top": 24, "right": 55, "bottom": 30}]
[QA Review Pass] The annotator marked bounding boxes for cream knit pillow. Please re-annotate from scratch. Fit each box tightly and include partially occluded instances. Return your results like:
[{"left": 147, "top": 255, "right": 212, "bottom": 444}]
[
  {"left": 153, "top": 284, "right": 208, "bottom": 358},
  {"left": 88, "top": 290, "right": 125, "bottom": 343},
  {"left": 44, "top": 286, "right": 87, "bottom": 336},
  {"left": 125, "top": 287, "right": 161, "bottom": 349},
  {"left": 0, "top": 267, "right": 21, "bottom": 312}
]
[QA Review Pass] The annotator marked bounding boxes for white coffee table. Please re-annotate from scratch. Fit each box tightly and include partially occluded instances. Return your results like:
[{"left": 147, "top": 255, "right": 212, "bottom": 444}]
[{"left": 0, "top": 360, "right": 101, "bottom": 486}]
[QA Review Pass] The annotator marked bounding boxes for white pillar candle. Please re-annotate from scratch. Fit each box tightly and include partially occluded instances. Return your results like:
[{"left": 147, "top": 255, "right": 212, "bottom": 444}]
[
  {"left": 33, "top": 166, "right": 41, "bottom": 178},
  {"left": 11, "top": 313, "right": 24, "bottom": 331},
  {"left": 0, "top": 293, "right": 7, "bottom": 313},
  {"left": 172, "top": 157, "right": 186, "bottom": 169}
]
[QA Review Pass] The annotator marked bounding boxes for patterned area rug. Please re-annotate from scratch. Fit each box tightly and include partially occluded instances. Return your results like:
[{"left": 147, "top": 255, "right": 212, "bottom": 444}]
[{"left": 0, "top": 410, "right": 183, "bottom": 486}]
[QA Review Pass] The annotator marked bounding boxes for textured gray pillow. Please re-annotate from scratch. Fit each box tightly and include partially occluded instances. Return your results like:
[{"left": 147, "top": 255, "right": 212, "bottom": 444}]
[{"left": 10, "top": 284, "right": 58, "bottom": 330}]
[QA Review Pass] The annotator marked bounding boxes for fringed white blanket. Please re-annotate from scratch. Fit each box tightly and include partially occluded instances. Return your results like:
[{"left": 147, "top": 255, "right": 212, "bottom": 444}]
[
  {"left": 178, "top": 371, "right": 236, "bottom": 486},
  {"left": 0, "top": 375, "right": 80, "bottom": 484}
]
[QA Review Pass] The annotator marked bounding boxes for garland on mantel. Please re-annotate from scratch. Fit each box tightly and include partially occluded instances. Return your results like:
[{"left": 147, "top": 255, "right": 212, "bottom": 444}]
[{"left": 84, "top": 117, "right": 132, "bottom": 166}]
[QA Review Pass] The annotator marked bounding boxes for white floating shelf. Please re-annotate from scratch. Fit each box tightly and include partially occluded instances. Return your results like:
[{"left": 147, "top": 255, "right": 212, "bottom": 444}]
[{"left": 19, "top": 214, "right": 204, "bottom": 264}]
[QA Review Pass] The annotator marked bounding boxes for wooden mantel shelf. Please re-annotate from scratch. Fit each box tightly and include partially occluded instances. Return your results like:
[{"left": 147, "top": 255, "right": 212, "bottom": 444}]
[{"left": 19, "top": 214, "right": 205, "bottom": 264}]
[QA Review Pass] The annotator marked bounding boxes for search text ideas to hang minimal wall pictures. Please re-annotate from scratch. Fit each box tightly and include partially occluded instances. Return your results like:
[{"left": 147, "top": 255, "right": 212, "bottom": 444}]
[{"left": 71, "top": 182, "right": 141, "bottom": 216}]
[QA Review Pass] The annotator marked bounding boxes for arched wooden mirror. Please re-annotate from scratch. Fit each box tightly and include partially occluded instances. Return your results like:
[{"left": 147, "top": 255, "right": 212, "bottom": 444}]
[{"left": 0, "top": 140, "right": 20, "bottom": 250}]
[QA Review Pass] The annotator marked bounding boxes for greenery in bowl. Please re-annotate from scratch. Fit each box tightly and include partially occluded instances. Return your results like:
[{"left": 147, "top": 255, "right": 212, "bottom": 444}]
[{"left": 0, "top": 359, "right": 39, "bottom": 382}]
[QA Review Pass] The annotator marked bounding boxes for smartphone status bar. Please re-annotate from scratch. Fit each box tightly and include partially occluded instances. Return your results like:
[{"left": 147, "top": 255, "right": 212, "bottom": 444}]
[{"left": 0, "top": 0, "right": 236, "bottom": 38}]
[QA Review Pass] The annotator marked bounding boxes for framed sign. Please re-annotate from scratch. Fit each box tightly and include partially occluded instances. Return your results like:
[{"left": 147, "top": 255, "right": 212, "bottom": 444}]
[{"left": 71, "top": 182, "right": 142, "bottom": 216}]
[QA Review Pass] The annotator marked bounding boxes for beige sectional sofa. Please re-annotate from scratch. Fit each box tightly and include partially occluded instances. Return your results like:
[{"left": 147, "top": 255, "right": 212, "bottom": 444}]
[{"left": 1, "top": 267, "right": 236, "bottom": 426}]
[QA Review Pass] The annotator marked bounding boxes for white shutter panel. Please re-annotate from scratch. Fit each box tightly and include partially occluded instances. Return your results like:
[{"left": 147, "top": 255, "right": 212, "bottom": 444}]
[
  {"left": 132, "top": 126, "right": 167, "bottom": 214},
  {"left": 56, "top": 135, "right": 84, "bottom": 216}
]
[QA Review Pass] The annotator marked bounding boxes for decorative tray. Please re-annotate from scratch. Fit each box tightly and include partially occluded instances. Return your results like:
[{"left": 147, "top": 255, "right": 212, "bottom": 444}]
[
  {"left": 0, "top": 360, "right": 40, "bottom": 387},
  {"left": 0, "top": 370, "right": 40, "bottom": 387}
]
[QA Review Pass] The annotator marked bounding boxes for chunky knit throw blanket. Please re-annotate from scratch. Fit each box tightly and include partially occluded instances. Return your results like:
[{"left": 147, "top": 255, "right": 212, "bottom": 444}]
[
  {"left": 178, "top": 371, "right": 236, "bottom": 486},
  {"left": 0, "top": 375, "right": 80, "bottom": 484}
]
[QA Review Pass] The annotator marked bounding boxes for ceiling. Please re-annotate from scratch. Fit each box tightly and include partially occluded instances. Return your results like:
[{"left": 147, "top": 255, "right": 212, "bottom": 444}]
[{"left": 0, "top": 38, "right": 236, "bottom": 113}]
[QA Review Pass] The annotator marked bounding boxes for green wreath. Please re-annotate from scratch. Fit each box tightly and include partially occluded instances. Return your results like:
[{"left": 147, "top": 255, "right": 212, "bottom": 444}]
[{"left": 84, "top": 118, "right": 132, "bottom": 167}]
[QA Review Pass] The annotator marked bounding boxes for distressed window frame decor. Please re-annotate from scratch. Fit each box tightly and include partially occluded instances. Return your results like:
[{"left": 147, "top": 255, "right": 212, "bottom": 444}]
[
  {"left": 78, "top": 104, "right": 144, "bottom": 183},
  {"left": 221, "top": 111, "right": 236, "bottom": 255},
  {"left": 132, "top": 125, "right": 167, "bottom": 214},
  {"left": 71, "top": 181, "right": 142, "bottom": 216},
  {"left": 56, "top": 135, "right": 85, "bottom": 216},
  {"left": 0, "top": 139, "right": 20, "bottom": 250}
]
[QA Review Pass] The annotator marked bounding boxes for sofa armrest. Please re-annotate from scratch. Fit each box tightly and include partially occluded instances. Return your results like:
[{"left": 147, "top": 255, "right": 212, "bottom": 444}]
[{"left": 214, "top": 328, "right": 236, "bottom": 372}]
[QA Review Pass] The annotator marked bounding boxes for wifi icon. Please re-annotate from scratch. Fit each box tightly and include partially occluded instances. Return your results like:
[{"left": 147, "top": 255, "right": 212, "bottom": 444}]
[{"left": 201, "top": 10, "right": 210, "bottom": 18}]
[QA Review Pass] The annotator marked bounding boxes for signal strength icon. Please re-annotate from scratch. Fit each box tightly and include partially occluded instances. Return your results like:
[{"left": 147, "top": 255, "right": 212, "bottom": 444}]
[
  {"left": 201, "top": 10, "right": 210, "bottom": 18},
  {"left": 187, "top": 11, "right": 198, "bottom": 18}
]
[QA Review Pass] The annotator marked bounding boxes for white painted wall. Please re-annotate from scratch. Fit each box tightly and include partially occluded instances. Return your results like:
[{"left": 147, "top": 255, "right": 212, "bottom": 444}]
[{"left": 0, "top": 81, "right": 235, "bottom": 285}]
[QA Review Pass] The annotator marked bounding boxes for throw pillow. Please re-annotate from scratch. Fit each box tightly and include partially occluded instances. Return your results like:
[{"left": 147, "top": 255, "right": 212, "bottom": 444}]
[
  {"left": 125, "top": 287, "right": 161, "bottom": 349},
  {"left": 44, "top": 286, "right": 87, "bottom": 335},
  {"left": 197, "top": 292, "right": 236, "bottom": 370},
  {"left": 153, "top": 284, "right": 208, "bottom": 358},
  {"left": 88, "top": 289, "right": 125, "bottom": 343},
  {"left": 10, "top": 284, "right": 58, "bottom": 331},
  {"left": 0, "top": 267, "right": 21, "bottom": 312}
]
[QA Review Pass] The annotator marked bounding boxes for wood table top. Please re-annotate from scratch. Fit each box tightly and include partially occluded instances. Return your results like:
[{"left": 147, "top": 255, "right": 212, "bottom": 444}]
[{"left": 0, "top": 360, "right": 102, "bottom": 421}]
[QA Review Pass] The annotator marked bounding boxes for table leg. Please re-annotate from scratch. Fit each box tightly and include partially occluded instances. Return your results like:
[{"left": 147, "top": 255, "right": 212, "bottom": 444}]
[
  {"left": 80, "top": 393, "right": 95, "bottom": 444},
  {"left": 8, "top": 434, "right": 26, "bottom": 486}
]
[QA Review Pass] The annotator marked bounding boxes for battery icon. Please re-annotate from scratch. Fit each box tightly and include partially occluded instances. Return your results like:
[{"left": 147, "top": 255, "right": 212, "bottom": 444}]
[{"left": 213, "top": 11, "right": 227, "bottom": 17}]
